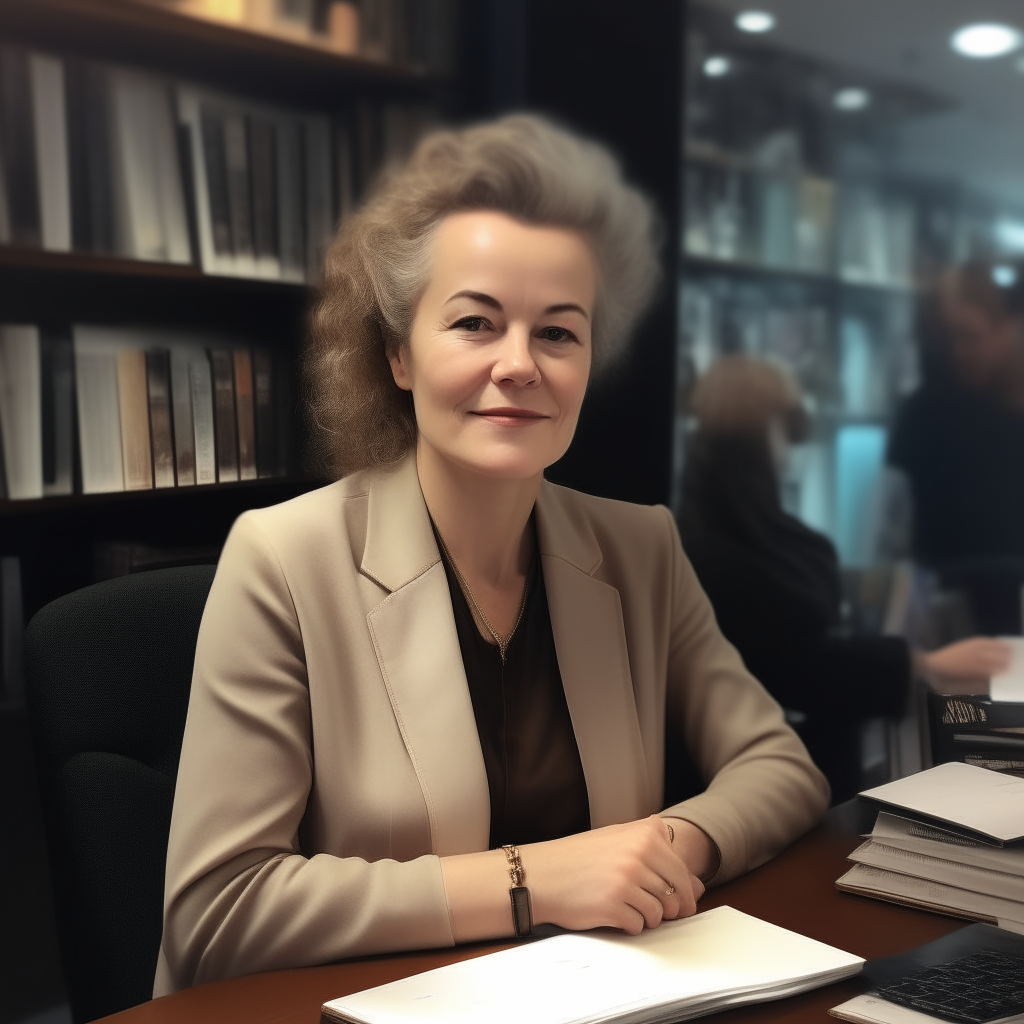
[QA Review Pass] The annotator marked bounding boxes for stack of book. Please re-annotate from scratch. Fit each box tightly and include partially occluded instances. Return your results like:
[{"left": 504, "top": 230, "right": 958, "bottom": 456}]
[
  {"left": 0, "top": 43, "right": 439, "bottom": 280},
  {"left": 0, "top": 323, "right": 292, "bottom": 499},
  {"left": 836, "top": 763, "right": 1024, "bottom": 933},
  {"left": 140, "top": 0, "right": 457, "bottom": 74}
]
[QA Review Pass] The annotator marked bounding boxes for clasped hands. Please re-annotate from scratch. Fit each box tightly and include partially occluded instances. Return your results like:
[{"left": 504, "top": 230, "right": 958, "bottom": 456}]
[{"left": 523, "top": 814, "right": 710, "bottom": 935}]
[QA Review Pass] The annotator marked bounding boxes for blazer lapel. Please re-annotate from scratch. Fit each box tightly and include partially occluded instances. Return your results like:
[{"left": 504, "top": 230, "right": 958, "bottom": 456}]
[
  {"left": 362, "top": 457, "right": 490, "bottom": 856},
  {"left": 537, "top": 482, "right": 652, "bottom": 828}
]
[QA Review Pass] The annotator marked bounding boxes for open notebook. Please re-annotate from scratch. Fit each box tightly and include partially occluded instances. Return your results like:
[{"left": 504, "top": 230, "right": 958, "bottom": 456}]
[{"left": 321, "top": 906, "right": 864, "bottom": 1024}]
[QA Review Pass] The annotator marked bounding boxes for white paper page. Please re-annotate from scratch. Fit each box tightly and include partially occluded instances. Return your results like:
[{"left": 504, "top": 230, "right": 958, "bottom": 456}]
[
  {"left": 991, "top": 637, "right": 1024, "bottom": 702},
  {"left": 324, "top": 906, "right": 863, "bottom": 1024},
  {"left": 861, "top": 763, "right": 1024, "bottom": 843}
]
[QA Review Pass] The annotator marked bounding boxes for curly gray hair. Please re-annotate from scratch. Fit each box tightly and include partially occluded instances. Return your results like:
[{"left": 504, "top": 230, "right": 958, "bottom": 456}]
[{"left": 306, "top": 113, "right": 661, "bottom": 477}]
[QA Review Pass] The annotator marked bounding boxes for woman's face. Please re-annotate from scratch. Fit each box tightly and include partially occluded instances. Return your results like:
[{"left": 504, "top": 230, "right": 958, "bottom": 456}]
[
  {"left": 943, "top": 297, "right": 1022, "bottom": 391},
  {"left": 391, "top": 210, "right": 596, "bottom": 481}
]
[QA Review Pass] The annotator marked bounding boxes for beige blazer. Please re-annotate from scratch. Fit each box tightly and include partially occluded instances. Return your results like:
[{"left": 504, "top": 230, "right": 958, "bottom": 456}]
[{"left": 155, "top": 454, "right": 828, "bottom": 996}]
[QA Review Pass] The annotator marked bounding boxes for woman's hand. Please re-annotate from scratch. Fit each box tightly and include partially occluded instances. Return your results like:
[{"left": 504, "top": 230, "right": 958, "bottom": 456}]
[
  {"left": 523, "top": 814, "right": 705, "bottom": 935},
  {"left": 916, "top": 637, "right": 1012, "bottom": 694}
]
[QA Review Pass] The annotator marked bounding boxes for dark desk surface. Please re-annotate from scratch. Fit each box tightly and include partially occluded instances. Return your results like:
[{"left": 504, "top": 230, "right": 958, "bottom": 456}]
[{"left": 103, "top": 802, "right": 965, "bottom": 1024}]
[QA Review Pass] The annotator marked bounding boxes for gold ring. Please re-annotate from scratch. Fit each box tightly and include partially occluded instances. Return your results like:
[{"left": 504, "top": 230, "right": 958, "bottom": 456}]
[
  {"left": 665, "top": 885, "right": 676, "bottom": 895},
  {"left": 666, "top": 823, "right": 675, "bottom": 844}
]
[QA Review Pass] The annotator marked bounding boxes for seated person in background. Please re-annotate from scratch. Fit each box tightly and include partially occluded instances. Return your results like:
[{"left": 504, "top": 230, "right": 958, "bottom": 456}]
[
  {"left": 677, "top": 356, "right": 1009, "bottom": 802},
  {"left": 889, "top": 260, "right": 1024, "bottom": 633},
  {"left": 155, "top": 117, "right": 829, "bottom": 995}
]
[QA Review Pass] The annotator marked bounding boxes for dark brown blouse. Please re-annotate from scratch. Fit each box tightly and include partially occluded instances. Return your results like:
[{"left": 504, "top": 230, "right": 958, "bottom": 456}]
[{"left": 436, "top": 528, "right": 590, "bottom": 849}]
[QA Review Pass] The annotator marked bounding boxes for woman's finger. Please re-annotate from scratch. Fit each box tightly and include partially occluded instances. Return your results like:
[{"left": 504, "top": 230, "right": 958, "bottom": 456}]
[{"left": 625, "top": 885, "right": 666, "bottom": 931}]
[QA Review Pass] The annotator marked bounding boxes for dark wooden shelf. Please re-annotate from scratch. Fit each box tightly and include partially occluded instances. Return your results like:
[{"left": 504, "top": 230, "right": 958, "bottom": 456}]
[
  {"left": 682, "top": 253, "right": 917, "bottom": 295},
  {"left": 0, "top": 244, "right": 308, "bottom": 292},
  {"left": 0, "top": 0, "right": 447, "bottom": 106},
  {"left": 0, "top": 476, "right": 316, "bottom": 518}
]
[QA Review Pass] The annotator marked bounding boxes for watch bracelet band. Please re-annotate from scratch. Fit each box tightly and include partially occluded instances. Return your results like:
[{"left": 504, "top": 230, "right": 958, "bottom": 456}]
[{"left": 502, "top": 844, "right": 533, "bottom": 937}]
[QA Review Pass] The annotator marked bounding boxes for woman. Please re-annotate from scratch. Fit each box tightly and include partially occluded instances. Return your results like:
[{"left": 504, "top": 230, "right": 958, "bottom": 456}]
[
  {"left": 678, "top": 355, "right": 1009, "bottom": 800},
  {"left": 155, "top": 116, "right": 828, "bottom": 996}
]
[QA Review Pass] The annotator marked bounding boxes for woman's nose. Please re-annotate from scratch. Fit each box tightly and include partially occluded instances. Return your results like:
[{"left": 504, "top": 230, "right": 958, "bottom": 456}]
[{"left": 492, "top": 327, "right": 540, "bottom": 386}]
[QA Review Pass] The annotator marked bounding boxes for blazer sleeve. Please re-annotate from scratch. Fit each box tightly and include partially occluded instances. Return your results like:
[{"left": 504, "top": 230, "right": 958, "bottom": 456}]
[
  {"left": 156, "top": 513, "right": 454, "bottom": 997},
  {"left": 657, "top": 506, "right": 831, "bottom": 884}
]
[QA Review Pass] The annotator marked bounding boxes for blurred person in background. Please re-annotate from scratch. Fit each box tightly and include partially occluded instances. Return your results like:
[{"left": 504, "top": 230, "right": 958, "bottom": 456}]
[
  {"left": 676, "top": 355, "right": 1008, "bottom": 802},
  {"left": 888, "top": 260, "right": 1024, "bottom": 633}
]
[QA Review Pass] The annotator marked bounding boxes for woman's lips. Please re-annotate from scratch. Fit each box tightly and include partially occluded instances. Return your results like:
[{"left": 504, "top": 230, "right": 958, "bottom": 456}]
[{"left": 471, "top": 408, "right": 550, "bottom": 426}]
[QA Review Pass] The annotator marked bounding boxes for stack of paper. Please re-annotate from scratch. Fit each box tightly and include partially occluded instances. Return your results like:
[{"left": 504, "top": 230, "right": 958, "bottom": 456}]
[
  {"left": 321, "top": 906, "right": 863, "bottom": 1024},
  {"left": 836, "top": 764, "right": 1024, "bottom": 932}
]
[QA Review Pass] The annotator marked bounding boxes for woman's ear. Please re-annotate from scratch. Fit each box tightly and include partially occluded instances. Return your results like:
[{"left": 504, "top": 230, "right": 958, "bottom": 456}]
[{"left": 389, "top": 348, "right": 412, "bottom": 391}]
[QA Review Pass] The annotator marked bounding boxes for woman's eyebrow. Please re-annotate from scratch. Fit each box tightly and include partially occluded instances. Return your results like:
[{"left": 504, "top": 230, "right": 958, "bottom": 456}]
[
  {"left": 545, "top": 302, "right": 589, "bottom": 320},
  {"left": 445, "top": 290, "right": 502, "bottom": 310}
]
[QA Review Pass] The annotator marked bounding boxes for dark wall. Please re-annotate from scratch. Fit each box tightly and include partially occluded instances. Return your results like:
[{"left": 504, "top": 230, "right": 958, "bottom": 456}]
[{"left": 457, "top": 0, "right": 685, "bottom": 505}]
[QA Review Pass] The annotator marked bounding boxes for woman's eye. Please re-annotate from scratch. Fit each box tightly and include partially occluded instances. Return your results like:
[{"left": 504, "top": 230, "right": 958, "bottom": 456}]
[
  {"left": 539, "top": 326, "right": 576, "bottom": 343},
  {"left": 452, "top": 316, "right": 489, "bottom": 332}
]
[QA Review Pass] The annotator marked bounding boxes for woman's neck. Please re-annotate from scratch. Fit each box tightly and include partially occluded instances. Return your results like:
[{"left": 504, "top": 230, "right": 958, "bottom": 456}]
[{"left": 416, "top": 443, "right": 538, "bottom": 588}]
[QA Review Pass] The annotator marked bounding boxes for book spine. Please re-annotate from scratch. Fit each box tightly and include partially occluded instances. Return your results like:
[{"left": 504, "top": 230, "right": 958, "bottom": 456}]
[
  {"left": 116, "top": 348, "right": 154, "bottom": 490},
  {"left": 170, "top": 347, "right": 196, "bottom": 485},
  {"left": 28, "top": 53, "right": 71, "bottom": 252},
  {"left": 253, "top": 346, "right": 275, "bottom": 478},
  {"left": 223, "top": 111, "right": 255, "bottom": 268},
  {"left": 233, "top": 348, "right": 257, "bottom": 480},
  {"left": 248, "top": 114, "right": 280, "bottom": 277},
  {"left": 303, "top": 115, "right": 334, "bottom": 281},
  {"left": 189, "top": 358, "right": 217, "bottom": 484},
  {"left": 151, "top": 82, "right": 192, "bottom": 265},
  {"left": 0, "top": 325, "right": 43, "bottom": 500},
  {"left": 73, "top": 339, "right": 123, "bottom": 494},
  {"left": 146, "top": 348, "right": 176, "bottom": 488},
  {"left": 83, "top": 62, "right": 116, "bottom": 256},
  {"left": 40, "top": 328, "right": 74, "bottom": 496},
  {"left": 0, "top": 45, "right": 41, "bottom": 247},
  {"left": 208, "top": 348, "right": 239, "bottom": 482},
  {"left": 200, "top": 105, "right": 233, "bottom": 256},
  {"left": 275, "top": 114, "right": 306, "bottom": 282},
  {"left": 273, "top": 348, "right": 293, "bottom": 478}
]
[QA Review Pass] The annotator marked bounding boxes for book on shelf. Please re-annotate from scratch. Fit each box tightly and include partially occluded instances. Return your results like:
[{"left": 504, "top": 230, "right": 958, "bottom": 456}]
[
  {"left": 0, "top": 323, "right": 292, "bottom": 500},
  {"left": 132, "top": 0, "right": 456, "bottom": 72},
  {"left": 926, "top": 693, "right": 1024, "bottom": 778},
  {"left": 1, "top": 41, "right": 442, "bottom": 281},
  {"left": 321, "top": 906, "right": 863, "bottom": 1024},
  {"left": 0, "top": 325, "right": 44, "bottom": 500}
]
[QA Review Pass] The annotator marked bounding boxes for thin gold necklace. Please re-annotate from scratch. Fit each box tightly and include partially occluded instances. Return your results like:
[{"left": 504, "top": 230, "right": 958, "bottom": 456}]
[{"left": 434, "top": 528, "right": 532, "bottom": 664}]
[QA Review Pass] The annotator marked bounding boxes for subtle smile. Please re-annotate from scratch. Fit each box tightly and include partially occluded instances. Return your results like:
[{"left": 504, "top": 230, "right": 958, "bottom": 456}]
[{"left": 471, "top": 407, "right": 550, "bottom": 426}]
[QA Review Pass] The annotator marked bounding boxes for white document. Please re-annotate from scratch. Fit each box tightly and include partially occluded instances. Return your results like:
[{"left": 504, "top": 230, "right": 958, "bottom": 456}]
[
  {"left": 849, "top": 840, "right": 1024, "bottom": 901},
  {"left": 991, "top": 638, "right": 1024, "bottom": 703},
  {"left": 836, "top": 862, "right": 1024, "bottom": 927},
  {"left": 870, "top": 813, "right": 1024, "bottom": 877},
  {"left": 860, "top": 763, "right": 1024, "bottom": 845},
  {"left": 322, "top": 906, "right": 863, "bottom": 1024}
]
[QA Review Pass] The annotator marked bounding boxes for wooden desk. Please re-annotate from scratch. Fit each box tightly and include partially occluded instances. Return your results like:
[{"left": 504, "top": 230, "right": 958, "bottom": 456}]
[{"left": 102, "top": 803, "right": 964, "bottom": 1024}]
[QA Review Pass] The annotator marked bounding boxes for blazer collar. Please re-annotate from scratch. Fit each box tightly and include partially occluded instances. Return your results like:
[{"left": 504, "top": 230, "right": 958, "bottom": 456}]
[
  {"left": 360, "top": 454, "right": 607, "bottom": 592},
  {"left": 360, "top": 454, "right": 440, "bottom": 594}
]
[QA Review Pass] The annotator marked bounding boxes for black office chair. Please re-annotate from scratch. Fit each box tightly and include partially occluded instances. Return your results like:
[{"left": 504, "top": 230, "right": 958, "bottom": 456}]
[{"left": 23, "top": 565, "right": 217, "bottom": 1024}]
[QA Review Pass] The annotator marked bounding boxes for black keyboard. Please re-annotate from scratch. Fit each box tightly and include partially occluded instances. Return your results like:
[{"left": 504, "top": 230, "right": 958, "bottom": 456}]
[{"left": 875, "top": 949, "right": 1024, "bottom": 1024}]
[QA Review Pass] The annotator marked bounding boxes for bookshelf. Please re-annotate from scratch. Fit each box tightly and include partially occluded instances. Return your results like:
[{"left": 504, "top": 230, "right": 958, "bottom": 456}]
[{"left": 0, "top": 0, "right": 457, "bottom": 627}]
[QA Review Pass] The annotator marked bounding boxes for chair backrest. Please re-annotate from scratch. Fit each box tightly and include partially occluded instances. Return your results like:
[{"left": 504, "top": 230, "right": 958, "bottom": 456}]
[{"left": 23, "top": 565, "right": 217, "bottom": 1024}]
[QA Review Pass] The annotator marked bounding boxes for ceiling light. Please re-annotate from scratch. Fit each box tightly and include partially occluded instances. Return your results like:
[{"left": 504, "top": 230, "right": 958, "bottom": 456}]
[
  {"left": 951, "top": 23, "right": 1022, "bottom": 59},
  {"left": 993, "top": 264, "right": 1019, "bottom": 288},
  {"left": 703, "top": 55, "right": 732, "bottom": 77},
  {"left": 735, "top": 10, "right": 776, "bottom": 33},
  {"left": 834, "top": 87, "right": 871, "bottom": 111}
]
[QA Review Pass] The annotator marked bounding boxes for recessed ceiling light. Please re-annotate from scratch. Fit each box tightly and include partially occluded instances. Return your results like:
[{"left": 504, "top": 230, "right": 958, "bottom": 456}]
[
  {"left": 993, "top": 264, "right": 1019, "bottom": 288},
  {"left": 834, "top": 87, "right": 871, "bottom": 111},
  {"left": 703, "top": 55, "right": 732, "bottom": 77},
  {"left": 736, "top": 10, "right": 776, "bottom": 33},
  {"left": 951, "top": 23, "right": 1022, "bottom": 59}
]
